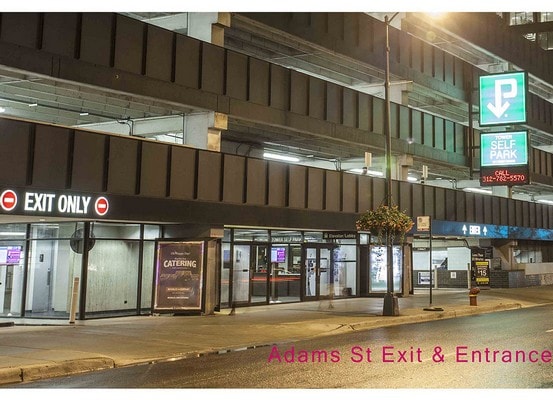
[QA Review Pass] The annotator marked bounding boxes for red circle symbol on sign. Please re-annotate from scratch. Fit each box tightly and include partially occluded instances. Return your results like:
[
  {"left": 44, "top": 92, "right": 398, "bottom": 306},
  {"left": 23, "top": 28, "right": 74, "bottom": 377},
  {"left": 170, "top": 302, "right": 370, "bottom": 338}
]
[
  {"left": 0, "top": 190, "right": 18, "bottom": 212},
  {"left": 94, "top": 196, "right": 109, "bottom": 216}
]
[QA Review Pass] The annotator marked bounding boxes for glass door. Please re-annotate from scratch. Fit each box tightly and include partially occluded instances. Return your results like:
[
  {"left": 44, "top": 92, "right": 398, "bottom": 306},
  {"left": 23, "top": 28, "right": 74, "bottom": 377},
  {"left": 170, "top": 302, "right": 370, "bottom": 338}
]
[
  {"left": 250, "top": 245, "right": 268, "bottom": 304},
  {"left": 303, "top": 245, "right": 334, "bottom": 300},
  {"left": 231, "top": 244, "right": 268, "bottom": 305},
  {"left": 231, "top": 244, "right": 250, "bottom": 304}
]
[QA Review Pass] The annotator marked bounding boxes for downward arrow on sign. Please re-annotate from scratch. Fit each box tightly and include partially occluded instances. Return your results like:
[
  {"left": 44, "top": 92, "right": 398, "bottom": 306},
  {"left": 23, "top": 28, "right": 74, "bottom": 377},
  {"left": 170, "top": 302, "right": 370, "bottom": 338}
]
[
  {"left": 487, "top": 100, "right": 510, "bottom": 118},
  {"left": 487, "top": 78, "right": 517, "bottom": 118}
]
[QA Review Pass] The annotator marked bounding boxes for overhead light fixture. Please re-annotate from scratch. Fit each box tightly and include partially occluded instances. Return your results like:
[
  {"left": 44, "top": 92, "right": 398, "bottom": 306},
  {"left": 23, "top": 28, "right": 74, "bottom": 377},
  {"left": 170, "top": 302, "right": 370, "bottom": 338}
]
[
  {"left": 463, "top": 187, "right": 492, "bottom": 195},
  {"left": 263, "top": 152, "right": 300, "bottom": 163},
  {"left": 28, "top": 102, "right": 38, "bottom": 107},
  {"left": 537, "top": 199, "right": 553, "bottom": 205},
  {"left": 0, "top": 106, "right": 5, "bottom": 113},
  {"left": 0, "top": 232, "right": 26, "bottom": 236},
  {"left": 79, "top": 112, "right": 89, "bottom": 116},
  {"left": 407, "top": 176, "right": 418, "bottom": 182},
  {"left": 349, "top": 168, "right": 384, "bottom": 177}
]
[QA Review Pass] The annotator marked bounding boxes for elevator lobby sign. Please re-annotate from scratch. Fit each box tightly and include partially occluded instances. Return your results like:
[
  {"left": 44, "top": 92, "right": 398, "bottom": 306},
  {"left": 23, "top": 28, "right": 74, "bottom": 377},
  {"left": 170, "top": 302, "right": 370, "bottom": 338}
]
[{"left": 0, "top": 188, "right": 109, "bottom": 218}]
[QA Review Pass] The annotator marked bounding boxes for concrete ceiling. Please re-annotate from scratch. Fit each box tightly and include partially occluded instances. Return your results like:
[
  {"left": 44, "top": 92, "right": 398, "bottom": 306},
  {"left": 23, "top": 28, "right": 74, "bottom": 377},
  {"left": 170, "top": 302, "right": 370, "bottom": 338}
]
[{"left": 1, "top": 11, "right": 553, "bottom": 203}]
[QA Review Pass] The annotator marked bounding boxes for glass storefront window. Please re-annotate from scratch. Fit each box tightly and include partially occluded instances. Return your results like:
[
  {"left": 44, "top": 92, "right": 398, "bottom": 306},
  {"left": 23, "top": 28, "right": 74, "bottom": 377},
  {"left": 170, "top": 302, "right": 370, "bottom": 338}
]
[
  {"left": 86, "top": 239, "right": 140, "bottom": 317},
  {"left": 269, "top": 244, "right": 301, "bottom": 303},
  {"left": 233, "top": 229, "right": 268, "bottom": 242},
  {"left": 220, "top": 242, "right": 231, "bottom": 307},
  {"left": 0, "top": 239, "right": 26, "bottom": 317},
  {"left": 0, "top": 224, "right": 26, "bottom": 239},
  {"left": 140, "top": 241, "right": 156, "bottom": 312},
  {"left": 144, "top": 225, "right": 160, "bottom": 240},
  {"left": 91, "top": 222, "right": 141, "bottom": 239},
  {"left": 31, "top": 222, "right": 83, "bottom": 239},
  {"left": 333, "top": 245, "right": 357, "bottom": 296},
  {"left": 24, "top": 223, "right": 84, "bottom": 318},
  {"left": 304, "top": 232, "right": 323, "bottom": 243},
  {"left": 369, "top": 245, "right": 402, "bottom": 293},
  {"left": 271, "top": 230, "right": 303, "bottom": 244}
]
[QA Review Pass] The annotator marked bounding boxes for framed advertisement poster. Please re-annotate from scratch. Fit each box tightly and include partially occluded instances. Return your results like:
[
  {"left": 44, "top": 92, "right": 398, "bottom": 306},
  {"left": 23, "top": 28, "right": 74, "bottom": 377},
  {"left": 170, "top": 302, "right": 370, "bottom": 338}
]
[{"left": 153, "top": 241, "right": 205, "bottom": 312}]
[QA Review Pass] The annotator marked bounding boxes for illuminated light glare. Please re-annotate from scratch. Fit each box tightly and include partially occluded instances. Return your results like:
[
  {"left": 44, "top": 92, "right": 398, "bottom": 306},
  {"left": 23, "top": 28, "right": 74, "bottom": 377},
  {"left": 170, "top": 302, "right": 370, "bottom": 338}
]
[
  {"left": 28, "top": 103, "right": 38, "bottom": 107},
  {"left": 263, "top": 152, "right": 300, "bottom": 163},
  {"left": 537, "top": 199, "right": 553, "bottom": 205},
  {"left": 463, "top": 187, "right": 492, "bottom": 195},
  {"left": 349, "top": 168, "right": 383, "bottom": 177},
  {"left": 0, "top": 106, "right": 5, "bottom": 113},
  {"left": 0, "top": 232, "right": 26, "bottom": 236},
  {"left": 80, "top": 112, "right": 89, "bottom": 116},
  {"left": 407, "top": 176, "right": 418, "bottom": 182},
  {"left": 427, "top": 12, "right": 446, "bottom": 19}
]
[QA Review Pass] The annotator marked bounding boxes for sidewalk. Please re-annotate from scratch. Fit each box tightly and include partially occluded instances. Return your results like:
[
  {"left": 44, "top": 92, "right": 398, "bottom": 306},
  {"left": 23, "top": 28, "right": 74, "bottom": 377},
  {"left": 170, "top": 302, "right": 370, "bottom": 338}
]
[{"left": 1, "top": 286, "right": 553, "bottom": 386}]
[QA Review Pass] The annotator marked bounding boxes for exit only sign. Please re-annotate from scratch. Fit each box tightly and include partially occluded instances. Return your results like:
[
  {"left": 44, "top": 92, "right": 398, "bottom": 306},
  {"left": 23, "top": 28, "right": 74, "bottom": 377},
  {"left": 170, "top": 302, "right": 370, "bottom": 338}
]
[{"left": 479, "top": 71, "right": 527, "bottom": 126}]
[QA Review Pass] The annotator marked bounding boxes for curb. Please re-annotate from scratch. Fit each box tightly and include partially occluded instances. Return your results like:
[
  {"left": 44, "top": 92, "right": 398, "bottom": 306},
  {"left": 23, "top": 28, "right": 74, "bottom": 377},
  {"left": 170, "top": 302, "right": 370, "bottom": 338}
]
[
  {"left": 0, "top": 302, "right": 528, "bottom": 386},
  {"left": 0, "top": 358, "right": 115, "bottom": 386},
  {"left": 347, "top": 303, "right": 522, "bottom": 332}
]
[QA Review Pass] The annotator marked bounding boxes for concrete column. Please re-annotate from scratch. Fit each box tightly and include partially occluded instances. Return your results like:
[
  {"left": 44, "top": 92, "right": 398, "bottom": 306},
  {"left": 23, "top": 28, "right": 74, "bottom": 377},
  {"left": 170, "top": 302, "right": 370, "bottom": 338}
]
[
  {"left": 492, "top": 186, "right": 512, "bottom": 198},
  {"left": 187, "top": 12, "right": 230, "bottom": 45},
  {"left": 396, "top": 154, "right": 413, "bottom": 181},
  {"left": 184, "top": 112, "right": 227, "bottom": 152},
  {"left": 211, "top": 13, "right": 231, "bottom": 47}
]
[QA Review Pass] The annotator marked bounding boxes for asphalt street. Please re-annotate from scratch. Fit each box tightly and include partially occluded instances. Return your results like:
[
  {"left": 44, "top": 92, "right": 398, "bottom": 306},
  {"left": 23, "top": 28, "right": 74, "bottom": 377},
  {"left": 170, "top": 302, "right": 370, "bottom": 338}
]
[{"left": 1, "top": 286, "right": 553, "bottom": 391}]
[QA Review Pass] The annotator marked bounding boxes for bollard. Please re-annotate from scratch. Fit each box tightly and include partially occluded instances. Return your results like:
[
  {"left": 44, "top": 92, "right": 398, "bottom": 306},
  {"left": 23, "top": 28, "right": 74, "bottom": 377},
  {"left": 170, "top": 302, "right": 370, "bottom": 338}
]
[
  {"left": 469, "top": 286, "right": 480, "bottom": 307},
  {"left": 69, "top": 277, "right": 80, "bottom": 323}
]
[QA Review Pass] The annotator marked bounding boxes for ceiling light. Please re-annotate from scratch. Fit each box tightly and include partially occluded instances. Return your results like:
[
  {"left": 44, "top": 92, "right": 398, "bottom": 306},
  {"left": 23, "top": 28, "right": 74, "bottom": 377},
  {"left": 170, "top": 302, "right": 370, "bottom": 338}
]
[
  {"left": 28, "top": 102, "right": 38, "bottom": 107},
  {"left": 365, "top": 170, "right": 383, "bottom": 177},
  {"left": 349, "top": 168, "right": 384, "bottom": 177},
  {"left": 537, "top": 199, "right": 553, "bottom": 205},
  {"left": 79, "top": 112, "right": 89, "bottom": 116},
  {"left": 0, "top": 232, "right": 26, "bottom": 236},
  {"left": 263, "top": 152, "right": 300, "bottom": 163},
  {"left": 463, "top": 187, "right": 492, "bottom": 195},
  {"left": 0, "top": 106, "right": 5, "bottom": 113},
  {"left": 407, "top": 176, "right": 418, "bottom": 182}
]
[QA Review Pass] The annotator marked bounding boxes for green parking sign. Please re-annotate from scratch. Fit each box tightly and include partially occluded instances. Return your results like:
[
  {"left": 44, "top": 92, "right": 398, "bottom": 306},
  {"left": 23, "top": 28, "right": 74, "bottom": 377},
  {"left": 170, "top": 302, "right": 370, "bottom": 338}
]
[{"left": 479, "top": 72, "right": 527, "bottom": 126}]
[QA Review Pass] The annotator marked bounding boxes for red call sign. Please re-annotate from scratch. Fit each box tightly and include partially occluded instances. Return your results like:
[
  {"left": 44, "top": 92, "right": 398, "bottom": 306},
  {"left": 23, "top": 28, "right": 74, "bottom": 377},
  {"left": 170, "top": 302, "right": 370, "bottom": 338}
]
[{"left": 480, "top": 166, "right": 529, "bottom": 186}]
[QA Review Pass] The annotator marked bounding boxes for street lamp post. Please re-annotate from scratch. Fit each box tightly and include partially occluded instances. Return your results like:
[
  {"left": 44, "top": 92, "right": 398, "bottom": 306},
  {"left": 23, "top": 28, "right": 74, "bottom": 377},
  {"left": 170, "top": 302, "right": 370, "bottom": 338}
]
[{"left": 383, "top": 12, "right": 400, "bottom": 316}]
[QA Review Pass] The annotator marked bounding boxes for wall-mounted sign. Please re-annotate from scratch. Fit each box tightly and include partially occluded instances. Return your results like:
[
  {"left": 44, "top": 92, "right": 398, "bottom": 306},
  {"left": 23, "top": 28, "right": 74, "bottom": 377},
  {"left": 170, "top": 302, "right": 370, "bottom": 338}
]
[
  {"left": 0, "top": 246, "right": 22, "bottom": 265},
  {"left": 322, "top": 231, "right": 357, "bottom": 240},
  {"left": 479, "top": 71, "right": 527, "bottom": 126},
  {"left": 480, "top": 131, "right": 528, "bottom": 167},
  {"left": 480, "top": 131, "right": 529, "bottom": 187},
  {"left": 416, "top": 216, "right": 431, "bottom": 232},
  {"left": 153, "top": 241, "right": 205, "bottom": 312},
  {"left": 480, "top": 166, "right": 529, "bottom": 186},
  {"left": 0, "top": 188, "right": 109, "bottom": 218},
  {"left": 472, "top": 260, "right": 490, "bottom": 286},
  {"left": 411, "top": 219, "right": 553, "bottom": 241}
]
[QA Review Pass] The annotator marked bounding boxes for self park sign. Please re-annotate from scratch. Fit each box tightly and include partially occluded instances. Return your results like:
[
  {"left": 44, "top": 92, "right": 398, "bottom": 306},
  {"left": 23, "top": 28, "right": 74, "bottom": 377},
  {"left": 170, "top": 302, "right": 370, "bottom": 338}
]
[
  {"left": 479, "top": 131, "right": 529, "bottom": 186},
  {"left": 479, "top": 71, "right": 527, "bottom": 126}
]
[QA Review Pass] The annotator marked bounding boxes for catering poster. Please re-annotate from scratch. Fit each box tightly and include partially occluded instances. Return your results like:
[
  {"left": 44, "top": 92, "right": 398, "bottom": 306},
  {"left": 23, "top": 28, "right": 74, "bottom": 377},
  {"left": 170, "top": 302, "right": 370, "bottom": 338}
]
[{"left": 153, "top": 241, "right": 204, "bottom": 312}]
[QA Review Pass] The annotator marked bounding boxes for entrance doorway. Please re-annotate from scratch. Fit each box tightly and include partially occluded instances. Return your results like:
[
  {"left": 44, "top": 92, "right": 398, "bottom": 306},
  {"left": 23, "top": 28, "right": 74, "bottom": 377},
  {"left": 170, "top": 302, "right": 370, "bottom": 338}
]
[
  {"left": 303, "top": 245, "right": 335, "bottom": 300},
  {"left": 231, "top": 244, "right": 269, "bottom": 305}
]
